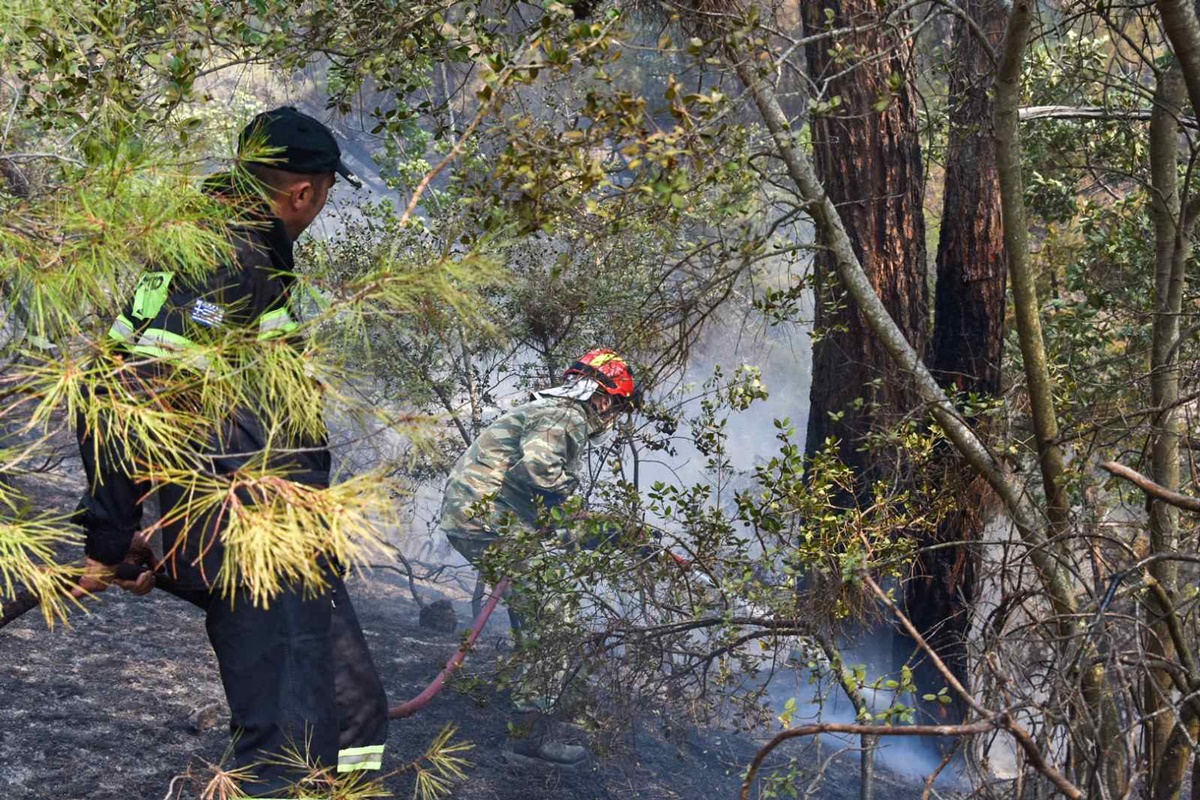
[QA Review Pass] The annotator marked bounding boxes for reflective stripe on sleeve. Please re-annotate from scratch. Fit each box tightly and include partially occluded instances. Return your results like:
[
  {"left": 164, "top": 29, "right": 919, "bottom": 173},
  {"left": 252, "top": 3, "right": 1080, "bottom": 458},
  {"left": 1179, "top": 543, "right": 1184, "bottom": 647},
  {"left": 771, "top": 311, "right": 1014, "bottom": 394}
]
[
  {"left": 25, "top": 332, "right": 55, "bottom": 350},
  {"left": 258, "top": 307, "right": 299, "bottom": 339},
  {"left": 128, "top": 328, "right": 208, "bottom": 370},
  {"left": 108, "top": 314, "right": 136, "bottom": 343},
  {"left": 337, "top": 743, "right": 385, "bottom": 772},
  {"left": 133, "top": 327, "right": 194, "bottom": 351}
]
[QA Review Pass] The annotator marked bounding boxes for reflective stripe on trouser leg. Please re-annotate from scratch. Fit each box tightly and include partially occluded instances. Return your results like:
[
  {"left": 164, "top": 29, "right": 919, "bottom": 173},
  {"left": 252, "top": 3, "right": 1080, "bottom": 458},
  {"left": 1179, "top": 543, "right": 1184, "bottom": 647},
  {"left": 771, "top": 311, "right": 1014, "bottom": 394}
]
[
  {"left": 337, "top": 744, "right": 385, "bottom": 772},
  {"left": 330, "top": 577, "right": 389, "bottom": 767},
  {"left": 206, "top": 583, "right": 339, "bottom": 797}
]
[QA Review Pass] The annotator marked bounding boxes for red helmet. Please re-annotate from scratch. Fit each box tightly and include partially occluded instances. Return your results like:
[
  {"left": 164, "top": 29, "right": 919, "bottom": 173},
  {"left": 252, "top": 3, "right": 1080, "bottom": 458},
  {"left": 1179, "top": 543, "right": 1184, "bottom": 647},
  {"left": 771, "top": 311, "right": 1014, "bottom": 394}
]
[{"left": 564, "top": 349, "right": 642, "bottom": 407}]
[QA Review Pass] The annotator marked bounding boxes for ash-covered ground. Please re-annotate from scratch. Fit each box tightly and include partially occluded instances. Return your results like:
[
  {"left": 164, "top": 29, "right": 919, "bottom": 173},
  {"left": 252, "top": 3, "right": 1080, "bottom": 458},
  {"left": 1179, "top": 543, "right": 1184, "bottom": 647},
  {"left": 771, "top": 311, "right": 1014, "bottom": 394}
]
[{"left": 0, "top": 466, "right": 965, "bottom": 800}]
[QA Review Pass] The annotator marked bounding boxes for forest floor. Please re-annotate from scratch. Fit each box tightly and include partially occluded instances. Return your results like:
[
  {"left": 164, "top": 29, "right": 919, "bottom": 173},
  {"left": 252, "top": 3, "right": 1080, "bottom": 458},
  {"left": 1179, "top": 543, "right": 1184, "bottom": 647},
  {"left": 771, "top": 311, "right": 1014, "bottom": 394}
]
[{"left": 0, "top": 463, "right": 970, "bottom": 800}]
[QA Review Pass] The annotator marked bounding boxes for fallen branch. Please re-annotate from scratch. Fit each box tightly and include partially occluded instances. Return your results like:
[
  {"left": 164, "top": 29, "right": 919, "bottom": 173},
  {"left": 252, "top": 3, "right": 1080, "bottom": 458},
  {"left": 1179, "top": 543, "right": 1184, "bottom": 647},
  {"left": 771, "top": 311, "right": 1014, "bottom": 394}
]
[
  {"left": 1101, "top": 460, "right": 1200, "bottom": 512},
  {"left": 0, "top": 586, "right": 43, "bottom": 628}
]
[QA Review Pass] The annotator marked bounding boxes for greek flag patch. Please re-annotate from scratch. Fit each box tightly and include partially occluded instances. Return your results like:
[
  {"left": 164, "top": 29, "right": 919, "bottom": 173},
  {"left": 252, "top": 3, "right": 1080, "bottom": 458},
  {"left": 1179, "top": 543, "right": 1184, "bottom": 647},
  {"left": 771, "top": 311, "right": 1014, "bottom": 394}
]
[{"left": 190, "top": 299, "right": 225, "bottom": 328}]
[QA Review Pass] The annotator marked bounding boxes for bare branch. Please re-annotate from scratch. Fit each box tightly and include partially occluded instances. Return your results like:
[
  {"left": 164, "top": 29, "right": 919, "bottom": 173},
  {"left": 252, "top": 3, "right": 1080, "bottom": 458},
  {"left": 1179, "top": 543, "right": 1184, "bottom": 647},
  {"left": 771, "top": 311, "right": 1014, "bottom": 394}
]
[
  {"left": 863, "top": 576, "right": 1084, "bottom": 800},
  {"left": 1019, "top": 105, "right": 1198, "bottom": 128},
  {"left": 740, "top": 720, "right": 995, "bottom": 800},
  {"left": 1101, "top": 460, "right": 1200, "bottom": 513}
]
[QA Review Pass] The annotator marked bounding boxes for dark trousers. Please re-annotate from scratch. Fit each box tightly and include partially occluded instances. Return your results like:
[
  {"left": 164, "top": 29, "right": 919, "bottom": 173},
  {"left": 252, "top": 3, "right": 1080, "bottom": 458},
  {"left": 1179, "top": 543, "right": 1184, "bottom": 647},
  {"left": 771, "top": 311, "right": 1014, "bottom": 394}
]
[
  {"left": 75, "top": 397, "right": 389, "bottom": 796},
  {"left": 205, "top": 574, "right": 389, "bottom": 797}
]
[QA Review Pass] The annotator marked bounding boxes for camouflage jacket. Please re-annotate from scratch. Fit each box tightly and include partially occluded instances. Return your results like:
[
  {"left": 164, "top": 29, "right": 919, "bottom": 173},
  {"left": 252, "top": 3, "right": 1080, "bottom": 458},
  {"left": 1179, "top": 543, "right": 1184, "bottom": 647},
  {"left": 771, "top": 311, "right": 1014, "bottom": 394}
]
[{"left": 439, "top": 396, "right": 598, "bottom": 539}]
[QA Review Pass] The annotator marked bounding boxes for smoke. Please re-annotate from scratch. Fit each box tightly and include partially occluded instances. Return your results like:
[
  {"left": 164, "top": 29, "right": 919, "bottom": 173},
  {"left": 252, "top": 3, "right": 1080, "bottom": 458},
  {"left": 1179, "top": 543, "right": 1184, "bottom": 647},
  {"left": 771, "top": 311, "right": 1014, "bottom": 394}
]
[
  {"left": 766, "top": 632, "right": 971, "bottom": 788},
  {"left": 196, "top": 51, "right": 976, "bottom": 790},
  {"left": 635, "top": 243, "right": 814, "bottom": 496}
]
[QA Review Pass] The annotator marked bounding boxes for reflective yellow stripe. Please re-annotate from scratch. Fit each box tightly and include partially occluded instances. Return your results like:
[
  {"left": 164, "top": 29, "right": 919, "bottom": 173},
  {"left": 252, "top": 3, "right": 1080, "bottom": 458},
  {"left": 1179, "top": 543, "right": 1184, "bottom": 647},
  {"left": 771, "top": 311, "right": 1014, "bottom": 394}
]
[
  {"left": 128, "top": 328, "right": 208, "bottom": 369},
  {"left": 25, "top": 332, "right": 55, "bottom": 350},
  {"left": 339, "top": 744, "right": 386, "bottom": 756},
  {"left": 134, "top": 327, "right": 194, "bottom": 350},
  {"left": 337, "top": 743, "right": 384, "bottom": 772},
  {"left": 108, "top": 314, "right": 136, "bottom": 343},
  {"left": 128, "top": 343, "right": 172, "bottom": 358},
  {"left": 258, "top": 307, "right": 298, "bottom": 339}
]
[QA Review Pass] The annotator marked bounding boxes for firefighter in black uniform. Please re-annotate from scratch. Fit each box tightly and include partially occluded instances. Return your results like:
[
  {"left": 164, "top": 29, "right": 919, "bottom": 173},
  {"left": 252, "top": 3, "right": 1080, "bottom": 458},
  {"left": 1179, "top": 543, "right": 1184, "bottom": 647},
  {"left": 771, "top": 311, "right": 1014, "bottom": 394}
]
[{"left": 74, "top": 107, "right": 389, "bottom": 797}]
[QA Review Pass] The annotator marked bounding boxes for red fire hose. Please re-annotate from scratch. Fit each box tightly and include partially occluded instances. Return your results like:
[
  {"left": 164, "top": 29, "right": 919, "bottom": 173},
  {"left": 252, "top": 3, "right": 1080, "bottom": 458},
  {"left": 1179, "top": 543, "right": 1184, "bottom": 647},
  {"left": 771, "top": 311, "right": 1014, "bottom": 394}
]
[{"left": 388, "top": 576, "right": 512, "bottom": 719}]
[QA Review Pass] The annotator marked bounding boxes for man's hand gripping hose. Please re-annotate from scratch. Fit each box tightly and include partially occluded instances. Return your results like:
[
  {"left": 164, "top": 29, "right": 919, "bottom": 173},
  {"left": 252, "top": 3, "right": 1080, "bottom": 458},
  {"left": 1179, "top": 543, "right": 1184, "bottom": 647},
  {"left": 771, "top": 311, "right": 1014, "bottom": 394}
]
[{"left": 1, "top": 536, "right": 175, "bottom": 630}]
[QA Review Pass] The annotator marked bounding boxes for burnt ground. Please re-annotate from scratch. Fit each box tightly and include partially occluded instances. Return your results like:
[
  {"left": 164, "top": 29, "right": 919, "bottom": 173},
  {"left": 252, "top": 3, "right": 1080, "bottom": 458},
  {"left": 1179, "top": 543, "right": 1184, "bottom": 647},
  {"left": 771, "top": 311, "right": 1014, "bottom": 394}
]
[{"left": 0, "top": 466, "right": 962, "bottom": 800}]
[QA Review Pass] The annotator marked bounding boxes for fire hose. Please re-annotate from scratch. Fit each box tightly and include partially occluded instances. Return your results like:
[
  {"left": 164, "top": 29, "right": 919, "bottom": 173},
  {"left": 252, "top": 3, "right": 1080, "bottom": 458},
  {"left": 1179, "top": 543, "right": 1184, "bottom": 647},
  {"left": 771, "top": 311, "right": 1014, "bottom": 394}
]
[
  {"left": 388, "top": 576, "right": 510, "bottom": 719},
  {"left": 3, "top": 543, "right": 690, "bottom": 717},
  {"left": 387, "top": 547, "right": 693, "bottom": 718}
]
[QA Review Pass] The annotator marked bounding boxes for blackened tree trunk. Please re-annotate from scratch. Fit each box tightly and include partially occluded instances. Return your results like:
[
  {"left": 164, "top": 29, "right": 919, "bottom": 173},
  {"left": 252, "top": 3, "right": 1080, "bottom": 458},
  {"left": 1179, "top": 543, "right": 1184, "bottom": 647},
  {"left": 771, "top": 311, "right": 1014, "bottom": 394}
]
[
  {"left": 905, "top": 0, "right": 1009, "bottom": 727},
  {"left": 931, "top": 2, "right": 1007, "bottom": 399},
  {"left": 801, "top": 1, "right": 929, "bottom": 484}
]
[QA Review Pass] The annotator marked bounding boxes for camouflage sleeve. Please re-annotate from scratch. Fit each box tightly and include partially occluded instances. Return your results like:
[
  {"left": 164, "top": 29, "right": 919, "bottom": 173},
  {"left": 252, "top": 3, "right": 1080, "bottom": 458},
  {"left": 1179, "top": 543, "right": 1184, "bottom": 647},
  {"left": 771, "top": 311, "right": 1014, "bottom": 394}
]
[{"left": 508, "top": 407, "right": 588, "bottom": 503}]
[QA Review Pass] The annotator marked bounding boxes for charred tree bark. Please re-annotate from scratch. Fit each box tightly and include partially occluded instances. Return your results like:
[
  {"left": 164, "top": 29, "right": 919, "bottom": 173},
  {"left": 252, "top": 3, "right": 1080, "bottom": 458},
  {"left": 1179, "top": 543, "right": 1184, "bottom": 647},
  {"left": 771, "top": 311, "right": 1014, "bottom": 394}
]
[
  {"left": 800, "top": 0, "right": 929, "bottom": 484},
  {"left": 930, "top": 4, "right": 1006, "bottom": 400},
  {"left": 728, "top": 48, "right": 1075, "bottom": 624},
  {"left": 797, "top": 0, "right": 952, "bottom": 738},
  {"left": 904, "top": 0, "right": 1008, "bottom": 728}
]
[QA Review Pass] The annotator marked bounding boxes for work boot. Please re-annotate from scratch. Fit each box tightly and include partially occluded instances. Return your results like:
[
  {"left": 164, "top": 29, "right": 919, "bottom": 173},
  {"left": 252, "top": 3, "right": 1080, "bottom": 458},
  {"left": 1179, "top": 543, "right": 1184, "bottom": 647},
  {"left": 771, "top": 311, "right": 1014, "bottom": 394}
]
[{"left": 502, "top": 713, "right": 588, "bottom": 769}]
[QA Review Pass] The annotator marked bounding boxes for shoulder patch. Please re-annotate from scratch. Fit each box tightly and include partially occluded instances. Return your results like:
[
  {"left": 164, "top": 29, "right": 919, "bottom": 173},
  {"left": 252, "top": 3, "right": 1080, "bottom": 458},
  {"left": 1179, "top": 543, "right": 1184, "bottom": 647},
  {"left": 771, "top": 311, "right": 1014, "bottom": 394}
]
[{"left": 191, "top": 298, "right": 226, "bottom": 328}]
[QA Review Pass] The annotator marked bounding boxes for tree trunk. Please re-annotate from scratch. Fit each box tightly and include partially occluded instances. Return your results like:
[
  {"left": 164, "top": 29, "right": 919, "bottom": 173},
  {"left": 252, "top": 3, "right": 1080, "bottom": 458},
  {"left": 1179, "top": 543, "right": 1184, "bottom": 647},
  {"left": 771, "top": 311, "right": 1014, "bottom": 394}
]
[
  {"left": 905, "top": 0, "right": 1008, "bottom": 728},
  {"left": 1148, "top": 60, "right": 1193, "bottom": 800},
  {"left": 995, "top": 1, "right": 1069, "bottom": 537},
  {"left": 996, "top": 3, "right": 1124, "bottom": 793},
  {"left": 931, "top": 0, "right": 1007, "bottom": 400},
  {"left": 800, "top": 0, "right": 929, "bottom": 484},
  {"left": 728, "top": 54, "right": 1075, "bottom": 626},
  {"left": 1148, "top": 10, "right": 1200, "bottom": 789}
]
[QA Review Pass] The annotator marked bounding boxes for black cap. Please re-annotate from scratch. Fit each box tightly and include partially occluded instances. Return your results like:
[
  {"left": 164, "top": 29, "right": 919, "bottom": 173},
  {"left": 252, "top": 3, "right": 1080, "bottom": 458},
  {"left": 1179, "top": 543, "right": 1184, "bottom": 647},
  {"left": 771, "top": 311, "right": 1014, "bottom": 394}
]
[{"left": 238, "top": 106, "right": 362, "bottom": 189}]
